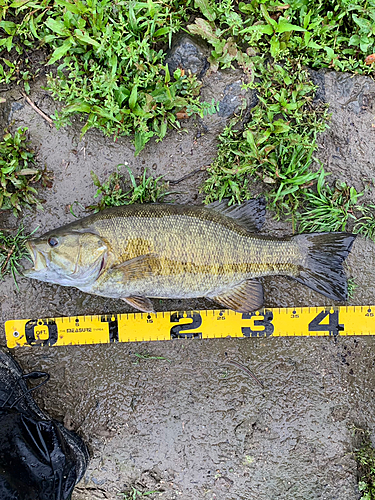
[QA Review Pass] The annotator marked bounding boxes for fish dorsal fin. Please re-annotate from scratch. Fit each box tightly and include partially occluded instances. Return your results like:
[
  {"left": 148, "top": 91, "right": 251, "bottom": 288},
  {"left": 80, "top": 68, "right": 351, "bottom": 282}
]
[
  {"left": 207, "top": 198, "right": 266, "bottom": 232},
  {"left": 122, "top": 296, "right": 155, "bottom": 312},
  {"left": 213, "top": 279, "right": 264, "bottom": 312}
]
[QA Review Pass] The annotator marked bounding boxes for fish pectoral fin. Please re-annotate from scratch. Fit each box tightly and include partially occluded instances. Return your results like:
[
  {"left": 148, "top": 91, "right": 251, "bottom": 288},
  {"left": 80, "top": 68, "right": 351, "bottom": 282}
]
[
  {"left": 213, "top": 279, "right": 264, "bottom": 312},
  {"left": 122, "top": 296, "right": 155, "bottom": 313},
  {"left": 206, "top": 198, "right": 266, "bottom": 232},
  {"left": 112, "top": 253, "right": 159, "bottom": 279}
]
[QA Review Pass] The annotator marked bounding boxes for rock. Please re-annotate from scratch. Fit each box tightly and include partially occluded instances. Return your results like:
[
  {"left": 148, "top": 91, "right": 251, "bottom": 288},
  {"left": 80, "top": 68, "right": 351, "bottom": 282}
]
[
  {"left": 217, "top": 80, "right": 257, "bottom": 119},
  {"left": 313, "top": 70, "right": 375, "bottom": 200},
  {"left": 309, "top": 68, "right": 326, "bottom": 103},
  {"left": 165, "top": 34, "right": 209, "bottom": 79},
  {"left": 197, "top": 69, "right": 258, "bottom": 135}
]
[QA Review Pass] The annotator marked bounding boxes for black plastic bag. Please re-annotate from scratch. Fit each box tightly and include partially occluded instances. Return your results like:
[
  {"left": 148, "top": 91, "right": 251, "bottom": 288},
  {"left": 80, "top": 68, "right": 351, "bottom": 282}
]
[{"left": 0, "top": 350, "right": 89, "bottom": 500}]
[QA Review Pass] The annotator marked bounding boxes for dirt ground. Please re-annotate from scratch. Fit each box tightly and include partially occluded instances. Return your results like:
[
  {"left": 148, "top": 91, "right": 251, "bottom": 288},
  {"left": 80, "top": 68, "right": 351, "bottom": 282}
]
[{"left": 1, "top": 69, "right": 375, "bottom": 499}]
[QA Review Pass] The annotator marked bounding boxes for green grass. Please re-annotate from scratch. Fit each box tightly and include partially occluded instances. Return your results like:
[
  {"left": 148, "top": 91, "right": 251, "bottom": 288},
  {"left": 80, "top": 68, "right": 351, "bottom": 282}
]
[
  {"left": 0, "top": 225, "right": 35, "bottom": 284},
  {"left": 2, "top": 0, "right": 375, "bottom": 232},
  {"left": 0, "top": 0, "right": 205, "bottom": 154},
  {"left": 0, "top": 127, "right": 50, "bottom": 216},
  {"left": 117, "top": 487, "right": 161, "bottom": 499},
  {"left": 2, "top": 0, "right": 375, "bottom": 156},
  {"left": 354, "top": 205, "right": 375, "bottom": 240},
  {"left": 88, "top": 164, "right": 175, "bottom": 212},
  {"left": 188, "top": 0, "right": 375, "bottom": 73},
  {"left": 297, "top": 176, "right": 362, "bottom": 233},
  {"left": 354, "top": 429, "right": 375, "bottom": 500},
  {"left": 347, "top": 277, "right": 358, "bottom": 299}
]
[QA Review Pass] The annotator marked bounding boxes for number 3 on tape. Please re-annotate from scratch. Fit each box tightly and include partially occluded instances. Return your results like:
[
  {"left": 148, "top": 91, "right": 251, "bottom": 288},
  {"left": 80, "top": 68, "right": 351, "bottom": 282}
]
[{"left": 241, "top": 311, "right": 274, "bottom": 337}]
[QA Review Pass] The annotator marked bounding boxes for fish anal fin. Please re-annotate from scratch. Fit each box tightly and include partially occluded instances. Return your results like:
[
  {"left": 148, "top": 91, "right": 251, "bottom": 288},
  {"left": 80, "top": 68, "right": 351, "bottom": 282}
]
[
  {"left": 207, "top": 198, "right": 266, "bottom": 232},
  {"left": 213, "top": 279, "right": 264, "bottom": 312},
  {"left": 122, "top": 296, "right": 155, "bottom": 313}
]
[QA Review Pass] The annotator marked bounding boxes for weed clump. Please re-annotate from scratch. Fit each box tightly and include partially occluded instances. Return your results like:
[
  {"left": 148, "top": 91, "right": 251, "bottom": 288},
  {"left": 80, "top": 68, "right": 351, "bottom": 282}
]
[
  {"left": 0, "top": 127, "right": 47, "bottom": 216},
  {"left": 0, "top": 225, "right": 34, "bottom": 283},
  {"left": 2, "top": 0, "right": 375, "bottom": 232},
  {"left": 354, "top": 429, "right": 375, "bottom": 500},
  {"left": 0, "top": 0, "right": 204, "bottom": 154},
  {"left": 202, "top": 61, "right": 329, "bottom": 211},
  {"left": 89, "top": 165, "right": 174, "bottom": 212}
]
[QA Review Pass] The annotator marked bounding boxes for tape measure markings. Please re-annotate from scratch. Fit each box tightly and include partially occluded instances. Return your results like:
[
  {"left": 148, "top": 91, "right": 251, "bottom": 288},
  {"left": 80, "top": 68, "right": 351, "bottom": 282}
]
[{"left": 4, "top": 305, "right": 375, "bottom": 348}]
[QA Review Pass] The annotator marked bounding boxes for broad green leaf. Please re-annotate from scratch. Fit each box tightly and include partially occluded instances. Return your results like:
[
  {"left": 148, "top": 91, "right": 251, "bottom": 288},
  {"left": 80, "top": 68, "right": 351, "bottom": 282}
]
[
  {"left": 10, "top": 192, "right": 21, "bottom": 210},
  {"left": 164, "top": 64, "right": 170, "bottom": 84},
  {"left": 353, "top": 14, "right": 370, "bottom": 30},
  {"left": 9, "top": 0, "right": 31, "bottom": 7},
  {"left": 244, "top": 130, "right": 257, "bottom": 155},
  {"left": 74, "top": 29, "right": 100, "bottom": 47},
  {"left": 159, "top": 120, "right": 167, "bottom": 139},
  {"left": 5, "top": 36, "right": 13, "bottom": 52},
  {"left": 92, "top": 106, "right": 119, "bottom": 121},
  {"left": 0, "top": 21, "right": 16, "bottom": 35},
  {"left": 360, "top": 39, "right": 371, "bottom": 52},
  {"left": 29, "top": 17, "right": 39, "bottom": 39},
  {"left": 303, "top": 11, "right": 311, "bottom": 29},
  {"left": 134, "top": 131, "right": 153, "bottom": 155},
  {"left": 114, "top": 87, "right": 130, "bottom": 106},
  {"left": 110, "top": 54, "right": 117, "bottom": 78},
  {"left": 276, "top": 19, "right": 306, "bottom": 34},
  {"left": 308, "top": 40, "right": 322, "bottom": 50},
  {"left": 129, "top": 85, "right": 138, "bottom": 109},
  {"left": 324, "top": 46, "right": 334, "bottom": 60},
  {"left": 260, "top": 4, "right": 277, "bottom": 28},
  {"left": 238, "top": 2, "right": 253, "bottom": 13},
  {"left": 80, "top": 115, "right": 94, "bottom": 138},
  {"left": 270, "top": 36, "right": 280, "bottom": 58},
  {"left": 349, "top": 34, "right": 361, "bottom": 46},
  {"left": 64, "top": 102, "right": 91, "bottom": 113},
  {"left": 147, "top": 0, "right": 156, "bottom": 17},
  {"left": 273, "top": 119, "right": 291, "bottom": 134},
  {"left": 154, "top": 27, "right": 170, "bottom": 37},
  {"left": 47, "top": 38, "right": 72, "bottom": 65},
  {"left": 44, "top": 34, "right": 57, "bottom": 43},
  {"left": 45, "top": 18, "right": 69, "bottom": 36},
  {"left": 90, "top": 170, "right": 101, "bottom": 187},
  {"left": 243, "top": 24, "right": 274, "bottom": 35},
  {"left": 1, "top": 165, "right": 16, "bottom": 174},
  {"left": 194, "top": 0, "right": 216, "bottom": 22},
  {"left": 18, "top": 168, "right": 38, "bottom": 175},
  {"left": 187, "top": 18, "right": 218, "bottom": 42},
  {"left": 55, "top": 0, "right": 82, "bottom": 14}
]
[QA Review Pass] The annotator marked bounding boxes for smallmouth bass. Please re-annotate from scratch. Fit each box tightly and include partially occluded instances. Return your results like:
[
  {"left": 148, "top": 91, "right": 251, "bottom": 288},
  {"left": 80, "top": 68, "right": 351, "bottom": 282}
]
[{"left": 24, "top": 199, "right": 356, "bottom": 312}]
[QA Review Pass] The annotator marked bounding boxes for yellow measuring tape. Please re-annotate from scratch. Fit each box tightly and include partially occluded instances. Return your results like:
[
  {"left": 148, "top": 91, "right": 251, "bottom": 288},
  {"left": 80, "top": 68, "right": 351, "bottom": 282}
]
[{"left": 4, "top": 305, "right": 375, "bottom": 348}]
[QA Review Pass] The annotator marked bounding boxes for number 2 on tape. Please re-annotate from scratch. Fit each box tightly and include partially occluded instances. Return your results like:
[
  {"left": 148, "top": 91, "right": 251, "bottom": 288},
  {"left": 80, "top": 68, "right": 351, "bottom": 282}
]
[{"left": 170, "top": 312, "right": 202, "bottom": 339}]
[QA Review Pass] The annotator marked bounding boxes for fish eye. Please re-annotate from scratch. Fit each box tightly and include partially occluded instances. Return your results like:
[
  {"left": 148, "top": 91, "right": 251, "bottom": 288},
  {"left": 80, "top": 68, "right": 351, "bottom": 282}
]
[{"left": 48, "top": 237, "right": 59, "bottom": 248}]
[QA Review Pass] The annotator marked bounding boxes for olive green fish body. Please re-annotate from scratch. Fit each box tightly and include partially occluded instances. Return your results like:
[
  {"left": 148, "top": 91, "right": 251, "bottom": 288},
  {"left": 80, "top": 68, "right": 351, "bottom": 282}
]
[
  {"left": 25, "top": 201, "right": 356, "bottom": 312},
  {"left": 64, "top": 205, "right": 300, "bottom": 298}
]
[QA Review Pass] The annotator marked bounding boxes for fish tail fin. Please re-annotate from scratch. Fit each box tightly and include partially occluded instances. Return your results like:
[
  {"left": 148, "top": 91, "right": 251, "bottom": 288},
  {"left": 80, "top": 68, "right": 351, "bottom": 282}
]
[{"left": 293, "top": 232, "right": 356, "bottom": 301}]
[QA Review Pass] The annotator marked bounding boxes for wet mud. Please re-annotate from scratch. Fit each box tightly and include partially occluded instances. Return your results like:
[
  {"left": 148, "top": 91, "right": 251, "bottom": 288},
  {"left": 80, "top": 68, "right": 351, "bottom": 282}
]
[{"left": 0, "top": 70, "right": 375, "bottom": 499}]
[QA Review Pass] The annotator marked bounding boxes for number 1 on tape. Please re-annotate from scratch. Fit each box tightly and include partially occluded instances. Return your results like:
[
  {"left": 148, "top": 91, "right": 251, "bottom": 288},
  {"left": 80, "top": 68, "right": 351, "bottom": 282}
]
[{"left": 4, "top": 306, "right": 375, "bottom": 348}]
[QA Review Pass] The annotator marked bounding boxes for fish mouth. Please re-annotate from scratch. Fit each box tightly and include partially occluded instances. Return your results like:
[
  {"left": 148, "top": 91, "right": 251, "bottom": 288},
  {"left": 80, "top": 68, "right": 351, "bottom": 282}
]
[{"left": 23, "top": 241, "right": 47, "bottom": 275}]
